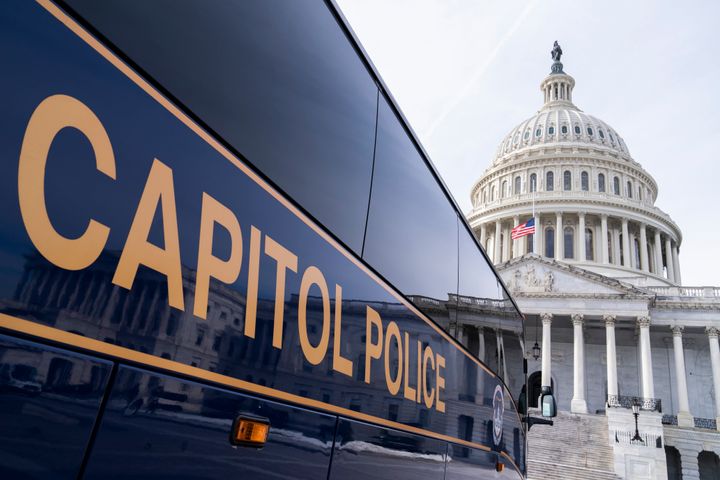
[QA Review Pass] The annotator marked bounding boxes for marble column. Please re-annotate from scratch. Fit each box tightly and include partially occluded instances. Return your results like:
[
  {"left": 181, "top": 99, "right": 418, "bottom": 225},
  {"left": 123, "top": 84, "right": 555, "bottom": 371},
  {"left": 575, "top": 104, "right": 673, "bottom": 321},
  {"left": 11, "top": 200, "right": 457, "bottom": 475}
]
[
  {"left": 654, "top": 230, "right": 663, "bottom": 275},
  {"left": 479, "top": 224, "right": 487, "bottom": 252},
  {"left": 477, "top": 327, "right": 486, "bottom": 363},
  {"left": 639, "top": 224, "right": 649, "bottom": 272},
  {"left": 679, "top": 448, "right": 701, "bottom": 480},
  {"left": 600, "top": 214, "right": 609, "bottom": 264},
  {"left": 671, "top": 326, "right": 693, "bottom": 427},
  {"left": 706, "top": 327, "right": 720, "bottom": 431},
  {"left": 494, "top": 220, "right": 502, "bottom": 264},
  {"left": 513, "top": 215, "right": 520, "bottom": 258},
  {"left": 571, "top": 314, "right": 588, "bottom": 413},
  {"left": 665, "top": 237, "right": 675, "bottom": 283},
  {"left": 555, "top": 213, "right": 562, "bottom": 261},
  {"left": 637, "top": 316, "right": 654, "bottom": 399},
  {"left": 578, "top": 213, "right": 586, "bottom": 261},
  {"left": 672, "top": 243, "right": 682, "bottom": 285},
  {"left": 621, "top": 218, "right": 631, "bottom": 268},
  {"left": 604, "top": 315, "right": 618, "bottom": 398},
  {"left": 541, "top": 313, "right": 553, "bottom": 389}
]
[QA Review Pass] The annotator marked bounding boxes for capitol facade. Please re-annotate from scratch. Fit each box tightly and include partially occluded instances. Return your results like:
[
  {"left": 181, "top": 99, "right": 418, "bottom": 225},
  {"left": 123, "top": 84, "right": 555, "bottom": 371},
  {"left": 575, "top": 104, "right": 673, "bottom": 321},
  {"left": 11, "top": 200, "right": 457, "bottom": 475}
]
[{"left": 466, "top": 46, "right": 720, "bottom": 479}]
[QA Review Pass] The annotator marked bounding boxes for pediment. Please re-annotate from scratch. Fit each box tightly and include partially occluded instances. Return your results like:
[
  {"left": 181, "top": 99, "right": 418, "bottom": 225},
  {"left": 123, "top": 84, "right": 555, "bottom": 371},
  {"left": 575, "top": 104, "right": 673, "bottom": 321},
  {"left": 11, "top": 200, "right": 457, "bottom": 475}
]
[{"left": 497, "top": 255, "right": 649, "bottom": 297}]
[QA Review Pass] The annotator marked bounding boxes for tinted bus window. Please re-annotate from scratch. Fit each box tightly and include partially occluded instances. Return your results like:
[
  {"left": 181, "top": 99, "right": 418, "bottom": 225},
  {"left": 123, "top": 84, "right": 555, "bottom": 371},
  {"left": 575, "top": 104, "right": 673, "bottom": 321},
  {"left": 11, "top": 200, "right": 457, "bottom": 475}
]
[
  {"left": 63, "top": 0, "right": 379, "bottom": 254},
  {"left": 363, "top": 96, "right": 458, "bottom": 324}
]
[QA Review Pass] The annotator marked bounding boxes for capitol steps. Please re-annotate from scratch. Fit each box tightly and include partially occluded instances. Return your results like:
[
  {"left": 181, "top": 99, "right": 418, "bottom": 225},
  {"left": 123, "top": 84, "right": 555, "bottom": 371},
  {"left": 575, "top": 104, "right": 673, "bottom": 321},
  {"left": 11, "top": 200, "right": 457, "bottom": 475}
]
[{"left": 527, "top": 410, "right": 621, "bottom": 480}]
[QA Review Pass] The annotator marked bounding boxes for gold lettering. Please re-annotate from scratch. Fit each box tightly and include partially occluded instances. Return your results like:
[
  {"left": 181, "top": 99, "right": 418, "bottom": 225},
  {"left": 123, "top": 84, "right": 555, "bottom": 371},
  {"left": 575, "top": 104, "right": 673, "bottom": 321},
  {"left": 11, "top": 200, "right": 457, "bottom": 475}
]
[
  {"left": 264, "top": 235, "right": 297, "bottom": 348},
  {"left": 384, "top": 321, "right": 402, "bottom": 396},
  {"left": 298, "top": 266, "right": 330, "bottom": 365},
  {"left": 364, "top": 306, "right": 383, "bottom": 384},
  {"left": 422, "top": 345, "right": 435, "bottom": 409},
  {"left": 332, "top": 284, "right": 353, "bottom": 376},
  {"left": 436, "top": 353, "right": 446, "bottom": 413},
  {"left": 113, "top": 159, "right": 184, "bottom": 310},
  {"left": 18, "top": 94, "right": 115, "bottom": 270},
  {"left": 416, "top": 340, "right": 422, "bottom": 403},
  {"left": 193, "top": 193, "right": 242, "bottom": 319},
  {"left": 403, "top": 332, "right": 416, "bottom": 401},
  {"left": 243, "top": 226, "right": 262, "bottom": 338}
]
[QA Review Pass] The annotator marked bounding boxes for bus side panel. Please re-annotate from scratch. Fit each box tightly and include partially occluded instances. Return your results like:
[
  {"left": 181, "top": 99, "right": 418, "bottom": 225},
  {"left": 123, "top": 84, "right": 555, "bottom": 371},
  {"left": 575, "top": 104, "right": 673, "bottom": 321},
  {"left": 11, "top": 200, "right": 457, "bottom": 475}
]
[
  {"left": 328, "top": 418, "right": 447, "bottom": 480},
  {"left": 0, "top": 333, "right": 112, "bottom": 480},
  {"left": 445, "top": 444, "right": 519, "bottom": 479},
  {"left": 83, "top": 366, "right": 336, "bottom": 480}
]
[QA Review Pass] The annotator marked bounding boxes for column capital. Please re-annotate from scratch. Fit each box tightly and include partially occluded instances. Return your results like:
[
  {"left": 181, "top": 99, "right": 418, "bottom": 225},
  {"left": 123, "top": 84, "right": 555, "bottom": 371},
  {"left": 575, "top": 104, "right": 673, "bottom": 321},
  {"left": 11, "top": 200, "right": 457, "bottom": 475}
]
[
  {"left": 637, "top": 315, "right": 651, "bottom": 328},
  {"left": 578, "top": 211, "right": 586, "bottom": 219},
  {"left": 603, "top": 314, "right": 616, "bottom": 326},
  {"left": 707, "top": 326, "right": 719, "bottom": 338},
  {"left": 571, "top": 313, "right": 584, "bottom": 326},
  {"left": 540, "top": 313, "right": 553, "bottom": 324},
  {"left": 621, "top": 217, "right": 628, "bottom": 226},
  {"left": 671, "top": 325, "right": 684, "bottom": 337}
]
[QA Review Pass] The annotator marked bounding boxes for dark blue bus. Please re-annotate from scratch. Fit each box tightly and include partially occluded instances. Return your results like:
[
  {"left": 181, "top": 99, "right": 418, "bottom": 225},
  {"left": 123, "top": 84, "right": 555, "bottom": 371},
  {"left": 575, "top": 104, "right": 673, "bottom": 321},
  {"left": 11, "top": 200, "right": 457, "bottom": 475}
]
[{"left": 0, "top": 1, "right": 533, "bottom": 478}]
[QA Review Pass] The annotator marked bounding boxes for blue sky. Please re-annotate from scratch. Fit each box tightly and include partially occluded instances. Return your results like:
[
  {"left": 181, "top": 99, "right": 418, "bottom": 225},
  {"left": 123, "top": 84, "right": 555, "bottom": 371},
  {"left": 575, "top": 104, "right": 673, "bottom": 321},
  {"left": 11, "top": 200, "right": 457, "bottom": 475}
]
[{"left": 336, "top": 0, "right": 720, "bottom": 286}]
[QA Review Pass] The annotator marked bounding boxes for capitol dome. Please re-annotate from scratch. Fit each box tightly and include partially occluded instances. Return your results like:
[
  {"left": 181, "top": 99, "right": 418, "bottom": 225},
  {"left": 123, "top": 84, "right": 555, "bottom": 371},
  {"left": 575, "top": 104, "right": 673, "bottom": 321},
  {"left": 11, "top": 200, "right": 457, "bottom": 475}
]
[{"left": 467, "top": 48, "right": 682, "bottom": 287}]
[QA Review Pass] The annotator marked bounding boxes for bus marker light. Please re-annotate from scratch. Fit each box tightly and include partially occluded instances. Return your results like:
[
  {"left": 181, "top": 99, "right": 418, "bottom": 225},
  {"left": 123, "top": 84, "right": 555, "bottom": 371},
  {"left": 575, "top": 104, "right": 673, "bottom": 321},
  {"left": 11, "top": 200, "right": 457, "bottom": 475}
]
[
  {"left": 230, "top": 416, "right": 269, "bottom": 447},
  {"left": 495, "top": 462, "right": 505, "bottom": 472}
]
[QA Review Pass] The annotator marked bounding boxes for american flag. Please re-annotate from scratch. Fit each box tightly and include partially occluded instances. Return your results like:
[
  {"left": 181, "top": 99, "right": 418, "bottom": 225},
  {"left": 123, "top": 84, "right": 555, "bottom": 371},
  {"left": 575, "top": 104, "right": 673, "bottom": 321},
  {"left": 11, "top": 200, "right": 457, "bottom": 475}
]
[{"left": 511, "top": 218, "right": 535, "bottom": 240}]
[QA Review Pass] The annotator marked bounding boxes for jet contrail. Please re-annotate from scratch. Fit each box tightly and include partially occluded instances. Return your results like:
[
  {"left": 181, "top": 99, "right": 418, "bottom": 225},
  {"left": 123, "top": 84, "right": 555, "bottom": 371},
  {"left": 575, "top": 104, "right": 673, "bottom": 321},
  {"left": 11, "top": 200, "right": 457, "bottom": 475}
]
[{"left": 422, "top": 0, "right": 539, "bottom": 139}]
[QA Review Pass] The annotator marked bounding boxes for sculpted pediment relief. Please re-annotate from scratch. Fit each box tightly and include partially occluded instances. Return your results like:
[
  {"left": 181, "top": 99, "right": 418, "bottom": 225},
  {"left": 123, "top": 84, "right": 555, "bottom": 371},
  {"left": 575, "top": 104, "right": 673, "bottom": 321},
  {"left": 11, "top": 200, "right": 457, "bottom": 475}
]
[{"left": 499, "top": 256, "right": 643, "bottom": 296}]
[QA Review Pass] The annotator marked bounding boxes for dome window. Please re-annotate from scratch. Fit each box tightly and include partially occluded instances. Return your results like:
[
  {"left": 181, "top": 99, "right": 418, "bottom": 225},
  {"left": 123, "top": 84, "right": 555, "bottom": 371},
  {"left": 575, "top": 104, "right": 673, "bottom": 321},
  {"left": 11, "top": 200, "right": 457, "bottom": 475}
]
[
  {"left": 609, "top": 132, "right": 615, "bottom": 143},
  {"left": 585, "top": 229, "right": 594, "bottom": 261},
  {"left": 587, "top": 127, "right": 594, "bottom": 136},
  {"left": 514, "top": 176, "right": 521, "bottom": 194},
  {"left": 545, "top": 227, "right": 555, "bottom": 258},
  {"left": 598, "top": 173, "right": 606, "bottom": 192},
  {"left": 546, "top": 171, "right": 554, "bottom": 191},
  {"left": 530, "top": 173, "right": 537, "bottom": 192},
  {"left": 599, "top": 129, "right": 605, "bottom": 139},
  {"left": 563, "top": 170, "right": 572, "bottom": 191},
  {"left": 626, "top": 181, "right": 633, "bottom": 198},
  {"left": 524, "top": 130, "right": 530, "bottom": 140},
  {"left": 581, "top": 171, "right": 589, "bottom": 191},
  {"left": 574, "top": 125, "right": 581, "bottom": 134},
  {"left": 535, "top": 128, "right": 542, "bottom": 137},
  {"left": 613, "top": 177, "right": 620, "bottom": 195},
  {"left": 514, "top": 133, "right": 519, "bottom": 144},
  {"left": 548, "top": 126, "right": 555, "bottom": 135},
  {"left": 561, "top": 125, "right": 568, "bottom": 134},
  {"left": 564, "top": 227, "right": 575, "bottom": 259}
]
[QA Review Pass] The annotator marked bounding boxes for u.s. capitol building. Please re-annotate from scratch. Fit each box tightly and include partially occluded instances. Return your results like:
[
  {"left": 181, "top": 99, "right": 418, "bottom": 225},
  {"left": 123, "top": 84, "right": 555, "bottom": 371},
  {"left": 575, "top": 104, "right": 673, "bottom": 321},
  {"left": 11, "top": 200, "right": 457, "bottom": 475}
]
[{"left": 466, "top": 44, "right": 720, "bottom": 479}]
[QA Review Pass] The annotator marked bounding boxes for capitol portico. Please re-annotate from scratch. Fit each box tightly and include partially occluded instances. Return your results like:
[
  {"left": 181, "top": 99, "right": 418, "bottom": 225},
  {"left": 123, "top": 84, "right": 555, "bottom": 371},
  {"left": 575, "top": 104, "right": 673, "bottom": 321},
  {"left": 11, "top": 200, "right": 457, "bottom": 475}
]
[{"left": 465, "top": 45, "right": 720, "bottom": 479}]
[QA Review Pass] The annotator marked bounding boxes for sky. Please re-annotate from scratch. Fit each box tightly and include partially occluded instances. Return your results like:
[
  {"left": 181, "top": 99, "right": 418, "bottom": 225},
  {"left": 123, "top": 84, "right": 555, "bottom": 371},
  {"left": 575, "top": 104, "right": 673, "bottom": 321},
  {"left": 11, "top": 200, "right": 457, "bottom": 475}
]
[{"left": 335, "top": 0, "right": 720, "bottom": 286}]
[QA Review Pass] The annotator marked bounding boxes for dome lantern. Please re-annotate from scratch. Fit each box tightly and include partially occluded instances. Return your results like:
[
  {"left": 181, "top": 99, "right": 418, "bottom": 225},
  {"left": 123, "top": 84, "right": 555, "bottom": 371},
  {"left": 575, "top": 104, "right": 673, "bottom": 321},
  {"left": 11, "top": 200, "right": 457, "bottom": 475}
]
[{"left": 541, "top": 42, "right": 576, "bottom": 108}]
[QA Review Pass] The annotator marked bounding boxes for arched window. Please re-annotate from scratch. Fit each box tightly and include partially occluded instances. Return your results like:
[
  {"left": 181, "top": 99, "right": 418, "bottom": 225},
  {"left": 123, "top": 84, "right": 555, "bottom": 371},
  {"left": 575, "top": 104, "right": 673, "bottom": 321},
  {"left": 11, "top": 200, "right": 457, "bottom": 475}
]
[
  {"left": 514, "top": 176, "right": 521, "bottom": 194},
  {"left": 627, "top": 181, "right": 633, "bottom": 198},
  {"left": 524, "top": 130, "right": 530, "bottom": 140},
  {"left": 490, "top": 185, "right": 496, "bottom": 201},
  {"left": 561, "top": 125, "right": 568, "bottom": 134},
  {"left": 581, "top": 171, "right": 589, "bottom": 191},
  {"left": 587, "top": 127, "right": 593, "bottom": 136},
  {"left": 526, "top": 234, "right": 534, "bottom": 254},
  {"left": 585, "top": 229, "right": 594, "bottom": 261},
  {"left": 599, "top": 129, "right": 605, "bottom": 139},
  {"left": 613, "top": 177, "right": 620, "bottom": 195},
  {"left": 502, "top": 180, "right": 508, "bottom": 198},
  {"left": 548, "top": 126, "right": 555, "bottom": 135},
  {"left": 545, "top": 228, "right": 555, "bottom": 258},
  {"left": 546, "top": 171, "right": 554, "bottom": 191},
  {"left": 530, "top": 173, "right": 537, "bottom": 192},
  {"left": 598, "top": 173, "right": 606, "bottom": 192},
  {"left": 535, "top": 127, "right": 542, "bottom": 137},
  {"left": 633, "top": 238, "right": 641, "bottom": 269},
  {"left": 574, "top": 125, "right": 581, "bottom": 134},
  {"left": 564, "top": 227, "right": 574, "bottom": 259},
  {"left": 563, "top": 170, "right": 572, "bottom": 191}
]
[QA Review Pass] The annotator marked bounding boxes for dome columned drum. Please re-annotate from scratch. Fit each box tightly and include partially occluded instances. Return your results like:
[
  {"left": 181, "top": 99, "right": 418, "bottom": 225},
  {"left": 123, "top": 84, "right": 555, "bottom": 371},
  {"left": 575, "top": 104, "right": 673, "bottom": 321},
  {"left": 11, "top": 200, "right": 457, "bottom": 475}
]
[{"left": 467, "top": 51, "right": 682, "bottom": 287}]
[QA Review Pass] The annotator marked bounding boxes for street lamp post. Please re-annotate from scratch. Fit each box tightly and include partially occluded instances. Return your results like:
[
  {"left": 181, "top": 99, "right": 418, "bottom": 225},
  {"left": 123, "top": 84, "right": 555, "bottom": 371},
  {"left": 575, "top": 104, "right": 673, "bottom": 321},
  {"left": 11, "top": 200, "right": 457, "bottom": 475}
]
[{"left": 631, "top": 400, "right": 644, "bottom": 444}]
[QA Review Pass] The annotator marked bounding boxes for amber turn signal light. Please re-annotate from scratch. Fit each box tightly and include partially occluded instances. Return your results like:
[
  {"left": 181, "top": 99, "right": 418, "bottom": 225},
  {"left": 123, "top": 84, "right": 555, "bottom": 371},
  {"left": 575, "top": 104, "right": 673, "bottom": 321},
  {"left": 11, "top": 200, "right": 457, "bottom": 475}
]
[
  {"left": 230, "top": 415, "right": 270, "bottom": 448},
  {"left": 496, "top": 462, "right": 505, "bottom": 472}
]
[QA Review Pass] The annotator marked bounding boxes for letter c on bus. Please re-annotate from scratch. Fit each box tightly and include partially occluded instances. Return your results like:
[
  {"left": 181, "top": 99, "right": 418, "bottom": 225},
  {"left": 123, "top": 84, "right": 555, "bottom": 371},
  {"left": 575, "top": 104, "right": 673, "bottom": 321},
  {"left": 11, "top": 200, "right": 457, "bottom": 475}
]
[{"left": 18, "top": 95, "right": 115, "bottom": 270}]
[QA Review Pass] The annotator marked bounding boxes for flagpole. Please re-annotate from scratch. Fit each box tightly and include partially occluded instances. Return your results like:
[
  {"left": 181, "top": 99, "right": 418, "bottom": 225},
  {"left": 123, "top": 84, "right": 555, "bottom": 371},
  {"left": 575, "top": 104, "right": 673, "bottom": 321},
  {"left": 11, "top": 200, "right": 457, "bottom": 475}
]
[{"left": 532, "top": 183, "right": 536, "bottom": 254}]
